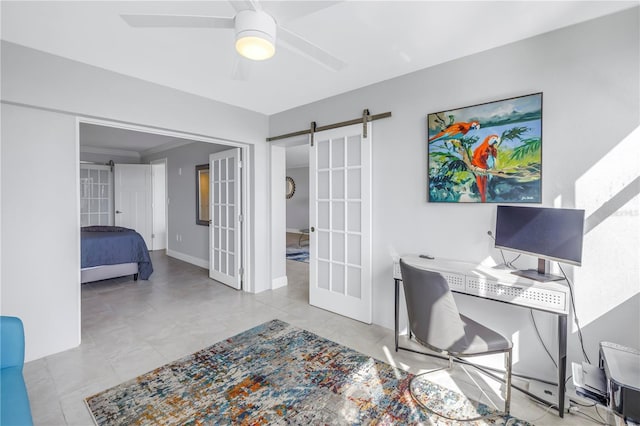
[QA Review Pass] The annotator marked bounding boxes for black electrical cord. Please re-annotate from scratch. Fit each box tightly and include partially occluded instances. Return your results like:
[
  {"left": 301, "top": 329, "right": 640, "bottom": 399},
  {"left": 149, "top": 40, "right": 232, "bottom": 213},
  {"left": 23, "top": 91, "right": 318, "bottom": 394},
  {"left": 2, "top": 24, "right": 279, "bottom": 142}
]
[
  {"left": 530, "top": 309, "right": 558, "bottom": 369},
  {"left": 487, "top": 231, "right": 517, "bottom": 270},
  {"left": 507, "top": 254, "right": 521, "bottom": 268},
  {"left": 594, "top": 404, "right": 609, "bottom": 424},
  {"left": 569, "top": 398, "right": 611, "bottom": 424},
  {"left": 499, "top": 249, "right": 509, "bottom": 268},
  {"left": 573, "top": 408, "right": 608, "bottom": 425},
  {"left": 559, "top": 264, "right": 591, "bottom": 364},
  {"left": 569, "top": 398, "right": 597, "bottom": 408}
]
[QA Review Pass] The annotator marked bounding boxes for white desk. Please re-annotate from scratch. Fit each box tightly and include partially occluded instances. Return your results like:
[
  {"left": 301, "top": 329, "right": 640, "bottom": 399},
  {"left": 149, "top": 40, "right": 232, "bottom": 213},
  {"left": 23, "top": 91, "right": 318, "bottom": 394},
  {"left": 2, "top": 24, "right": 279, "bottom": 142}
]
[{"left": 393, "top": 255, "right": 570, "bottom": 417}]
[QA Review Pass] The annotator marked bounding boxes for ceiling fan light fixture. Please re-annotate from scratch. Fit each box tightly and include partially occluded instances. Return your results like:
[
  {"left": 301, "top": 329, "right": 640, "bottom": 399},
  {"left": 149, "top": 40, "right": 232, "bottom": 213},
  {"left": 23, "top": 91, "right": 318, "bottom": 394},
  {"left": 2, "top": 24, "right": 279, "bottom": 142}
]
[
  {"left": 235, "top": 10, "right": 276, "bottom": 61},
  {"left": 235, "top": 34, "right": 275, "bottom": 61}
]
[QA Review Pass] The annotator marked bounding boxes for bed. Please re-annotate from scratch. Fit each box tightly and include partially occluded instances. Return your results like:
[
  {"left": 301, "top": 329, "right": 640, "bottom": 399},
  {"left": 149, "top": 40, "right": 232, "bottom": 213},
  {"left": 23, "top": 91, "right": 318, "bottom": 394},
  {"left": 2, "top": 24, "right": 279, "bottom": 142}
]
[{"left": 80, "top": 226, "right": 153, "bottom": 284}]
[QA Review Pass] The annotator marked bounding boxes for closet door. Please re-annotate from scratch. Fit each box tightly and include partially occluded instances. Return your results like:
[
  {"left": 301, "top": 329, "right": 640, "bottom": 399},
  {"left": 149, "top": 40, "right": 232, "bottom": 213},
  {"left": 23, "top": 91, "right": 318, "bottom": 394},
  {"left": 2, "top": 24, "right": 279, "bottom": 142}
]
[{"left": 114, "top": 164, "right": 153, "bottom": 248}]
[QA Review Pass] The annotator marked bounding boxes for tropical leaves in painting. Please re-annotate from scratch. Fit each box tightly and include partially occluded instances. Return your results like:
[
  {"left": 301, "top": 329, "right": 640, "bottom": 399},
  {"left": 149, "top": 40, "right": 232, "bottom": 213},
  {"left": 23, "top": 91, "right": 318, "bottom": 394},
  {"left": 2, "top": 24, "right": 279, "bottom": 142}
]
[
  {"left": 428, "top": 123, "right": 541, "bottom": 202},
  {"left": 510, "top": 138, "right": 541, "bottom": 161}
]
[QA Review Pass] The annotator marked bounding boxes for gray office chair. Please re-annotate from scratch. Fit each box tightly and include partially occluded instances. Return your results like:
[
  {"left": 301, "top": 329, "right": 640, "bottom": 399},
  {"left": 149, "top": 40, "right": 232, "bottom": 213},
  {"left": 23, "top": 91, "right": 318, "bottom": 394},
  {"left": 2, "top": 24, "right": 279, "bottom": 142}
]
[{"left": 400, "top": 259, "right": 512, "bottom": 421}]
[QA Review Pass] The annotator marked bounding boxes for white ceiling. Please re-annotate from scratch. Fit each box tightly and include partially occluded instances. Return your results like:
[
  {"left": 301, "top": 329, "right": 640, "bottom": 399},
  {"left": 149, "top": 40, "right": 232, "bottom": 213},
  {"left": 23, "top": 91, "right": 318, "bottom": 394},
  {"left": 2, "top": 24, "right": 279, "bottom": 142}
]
[{"left": 2, "top": 1, "right": 637, "bottom": 116}]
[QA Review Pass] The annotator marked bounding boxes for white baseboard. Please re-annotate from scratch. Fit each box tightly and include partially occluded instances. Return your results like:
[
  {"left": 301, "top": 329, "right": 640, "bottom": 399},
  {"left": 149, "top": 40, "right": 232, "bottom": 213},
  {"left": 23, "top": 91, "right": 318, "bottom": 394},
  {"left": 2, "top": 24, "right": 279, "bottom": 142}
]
[
  {"left": 166, "top": 249, "right": 209, "bottom": 269},
  {"left": 272, "top": 275, "right": 288, "bottom": 290}
]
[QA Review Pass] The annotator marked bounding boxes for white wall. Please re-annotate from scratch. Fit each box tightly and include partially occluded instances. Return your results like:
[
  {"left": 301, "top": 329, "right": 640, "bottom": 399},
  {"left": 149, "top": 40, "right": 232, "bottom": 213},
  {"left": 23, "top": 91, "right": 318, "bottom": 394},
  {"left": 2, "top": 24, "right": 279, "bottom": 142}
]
[
  {"left": 1, "top": 41, "right": 271, "bottom": 361},
  {"left": 269, "top": 9, "right": 640, "bottom": 380},
  {"left": 1, "top": 104, "right": 80, "bottom": 360},
  {"left": 286, "top": 167, "right": 309, "bottom": 231}
]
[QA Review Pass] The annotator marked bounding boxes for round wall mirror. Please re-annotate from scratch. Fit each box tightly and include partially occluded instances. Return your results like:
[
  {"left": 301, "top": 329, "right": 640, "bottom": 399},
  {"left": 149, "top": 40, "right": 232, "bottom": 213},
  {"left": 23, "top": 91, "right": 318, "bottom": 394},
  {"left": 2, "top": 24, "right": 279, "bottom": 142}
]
[{"left": 286, "top": 176, "right": 295, "bottom": 199}]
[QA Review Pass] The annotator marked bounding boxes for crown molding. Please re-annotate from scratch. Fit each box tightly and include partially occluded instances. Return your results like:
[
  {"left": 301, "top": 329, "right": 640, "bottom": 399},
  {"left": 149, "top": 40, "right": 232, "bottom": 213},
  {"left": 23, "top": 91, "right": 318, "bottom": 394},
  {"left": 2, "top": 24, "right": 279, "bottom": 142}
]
[
  {"left": 80, "top": 146, "right": 141, "bottom": 159},
  {"left": 140, "top": 139, "right": 194, "bottom": 157}
]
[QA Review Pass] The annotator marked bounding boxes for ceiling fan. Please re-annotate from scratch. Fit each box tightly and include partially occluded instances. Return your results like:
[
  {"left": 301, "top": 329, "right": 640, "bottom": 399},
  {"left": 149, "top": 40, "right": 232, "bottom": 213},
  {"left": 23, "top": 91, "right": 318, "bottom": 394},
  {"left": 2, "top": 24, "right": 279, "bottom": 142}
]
[{"left": 121, "top": 0, "right": 346, "bottom": 76}]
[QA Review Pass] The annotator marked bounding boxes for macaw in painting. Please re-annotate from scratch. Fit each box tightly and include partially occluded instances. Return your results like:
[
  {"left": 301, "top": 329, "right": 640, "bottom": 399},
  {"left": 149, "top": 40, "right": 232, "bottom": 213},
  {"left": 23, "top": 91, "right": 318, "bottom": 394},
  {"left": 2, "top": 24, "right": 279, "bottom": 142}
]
[
  {"left": 471, "top": 134, "right": 500, "bottom": 202},
  {"left": 428, "top": 121, "right": 480, "bottom": 143}
]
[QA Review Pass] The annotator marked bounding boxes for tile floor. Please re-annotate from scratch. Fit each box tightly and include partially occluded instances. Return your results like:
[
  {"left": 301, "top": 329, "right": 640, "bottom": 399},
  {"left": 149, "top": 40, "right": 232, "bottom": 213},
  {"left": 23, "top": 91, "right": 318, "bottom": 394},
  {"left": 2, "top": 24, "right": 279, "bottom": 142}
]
[{"left": 23, "top": 246, "right": 610, "bottom": 425}]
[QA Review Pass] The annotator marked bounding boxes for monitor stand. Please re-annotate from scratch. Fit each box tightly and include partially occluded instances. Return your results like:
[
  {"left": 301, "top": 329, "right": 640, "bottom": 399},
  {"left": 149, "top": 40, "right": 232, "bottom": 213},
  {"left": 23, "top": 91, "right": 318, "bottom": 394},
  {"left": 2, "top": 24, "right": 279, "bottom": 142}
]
[{"left": 511, "top": 258, "right": 564, "bottom": 282}]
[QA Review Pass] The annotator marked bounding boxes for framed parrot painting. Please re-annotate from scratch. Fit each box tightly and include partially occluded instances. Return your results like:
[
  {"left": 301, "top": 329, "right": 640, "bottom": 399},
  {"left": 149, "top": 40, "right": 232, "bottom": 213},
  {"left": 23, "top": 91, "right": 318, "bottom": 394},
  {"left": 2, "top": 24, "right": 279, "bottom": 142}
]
[{"left": 427, "top": 93, "right": 542, "bottom": 203}]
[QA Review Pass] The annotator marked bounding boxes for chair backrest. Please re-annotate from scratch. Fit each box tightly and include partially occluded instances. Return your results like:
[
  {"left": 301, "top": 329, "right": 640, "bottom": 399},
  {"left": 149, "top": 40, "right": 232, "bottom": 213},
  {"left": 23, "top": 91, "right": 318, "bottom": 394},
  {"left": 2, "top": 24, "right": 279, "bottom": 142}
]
[
  {"left": 400, "top": 259, "right": 467, "bottom": 353},
  {"left": 0, "top": 316, "right": 26, "bottom": 369}
]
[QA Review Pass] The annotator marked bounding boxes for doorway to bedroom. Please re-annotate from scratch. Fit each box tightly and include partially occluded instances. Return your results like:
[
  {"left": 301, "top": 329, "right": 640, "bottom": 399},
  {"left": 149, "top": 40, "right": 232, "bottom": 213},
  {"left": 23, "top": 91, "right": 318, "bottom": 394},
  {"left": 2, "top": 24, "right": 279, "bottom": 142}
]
[{"left": 77, "top": 118, "right": 251, "bottom": 293}]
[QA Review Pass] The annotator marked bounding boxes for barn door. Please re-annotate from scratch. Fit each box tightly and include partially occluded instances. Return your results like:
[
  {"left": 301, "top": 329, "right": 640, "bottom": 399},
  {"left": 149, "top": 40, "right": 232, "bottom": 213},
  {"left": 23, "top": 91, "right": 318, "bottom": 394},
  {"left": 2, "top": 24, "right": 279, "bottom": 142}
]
[{"left": 309, "top": 123, "right": 372, "bottom": 323}]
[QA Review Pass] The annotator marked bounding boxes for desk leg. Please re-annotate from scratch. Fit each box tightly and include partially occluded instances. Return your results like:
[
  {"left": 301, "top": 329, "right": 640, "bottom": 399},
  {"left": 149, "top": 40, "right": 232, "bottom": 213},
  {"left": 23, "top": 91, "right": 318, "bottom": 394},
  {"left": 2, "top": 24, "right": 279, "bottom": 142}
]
[
  {"left": 558, "top": 314, "right": 567, "bottom": 417},
  {"left": 395, "top": 278, "right": 399, "bottom": 352}
]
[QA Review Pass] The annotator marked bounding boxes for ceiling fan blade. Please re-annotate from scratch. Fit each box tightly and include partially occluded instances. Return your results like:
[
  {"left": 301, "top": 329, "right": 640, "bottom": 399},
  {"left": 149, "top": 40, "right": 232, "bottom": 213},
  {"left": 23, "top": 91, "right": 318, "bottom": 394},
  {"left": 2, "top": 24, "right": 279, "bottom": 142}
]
[
  {"left": 278, "top": 27, "right": 346, "bottom": 72},
  {"left": 121, "top": 14, "right": 234, "bottom": 29},
  {"left": 265, "top": 1, "right": 342, "bottom": 25},
  {"left": 231, "top": 57, "right": 251, "bottom": 81},
  {"left": 228, "top": 0, "right": 257, "bottom": 14}
]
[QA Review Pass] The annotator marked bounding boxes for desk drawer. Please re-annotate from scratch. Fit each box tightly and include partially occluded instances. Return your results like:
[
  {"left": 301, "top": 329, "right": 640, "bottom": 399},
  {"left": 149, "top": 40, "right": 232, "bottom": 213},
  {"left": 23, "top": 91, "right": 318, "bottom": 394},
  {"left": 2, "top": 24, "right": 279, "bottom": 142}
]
[
  {"left": 442, "top": 272, "right": 466, "bottom": 291},
  {"left": 466, "top": 276, "right": 567, "bottom": 313}
]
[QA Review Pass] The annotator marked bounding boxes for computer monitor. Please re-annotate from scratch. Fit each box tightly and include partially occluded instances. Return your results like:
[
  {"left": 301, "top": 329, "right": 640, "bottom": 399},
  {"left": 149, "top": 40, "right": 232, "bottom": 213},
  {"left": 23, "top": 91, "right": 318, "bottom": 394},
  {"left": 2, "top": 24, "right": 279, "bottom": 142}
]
[{"left": 494, "top": 205, "right": 585, "bottom": 281}]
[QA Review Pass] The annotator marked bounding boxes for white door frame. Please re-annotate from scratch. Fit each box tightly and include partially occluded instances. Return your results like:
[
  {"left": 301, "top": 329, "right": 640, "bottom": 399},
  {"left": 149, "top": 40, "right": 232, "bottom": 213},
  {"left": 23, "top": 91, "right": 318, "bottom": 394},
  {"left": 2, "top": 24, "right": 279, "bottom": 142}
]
[
  {"left": 269, "top": 136, "right": 308, "bottom": 291},
  {"left": 76, "top": 117, "right": 253, "bottom": 292},
  {"left": 150, "top": 158, "right": 168, "bottom": 251}
]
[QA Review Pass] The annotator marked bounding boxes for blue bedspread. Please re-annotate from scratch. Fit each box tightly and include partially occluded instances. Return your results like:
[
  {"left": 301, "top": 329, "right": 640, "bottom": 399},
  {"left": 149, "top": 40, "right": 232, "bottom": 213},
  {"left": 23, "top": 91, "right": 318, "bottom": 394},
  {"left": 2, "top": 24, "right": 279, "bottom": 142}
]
[{"left": 81, "top": 227, "right": 153, "bottom": 280}]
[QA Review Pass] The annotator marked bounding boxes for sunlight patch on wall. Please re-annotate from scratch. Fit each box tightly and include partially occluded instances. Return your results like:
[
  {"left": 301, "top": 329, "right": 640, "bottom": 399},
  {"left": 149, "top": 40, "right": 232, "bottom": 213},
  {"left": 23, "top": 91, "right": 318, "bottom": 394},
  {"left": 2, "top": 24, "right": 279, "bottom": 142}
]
[{"left": 574, "top": 126, "right": 640, "bottom": 328}]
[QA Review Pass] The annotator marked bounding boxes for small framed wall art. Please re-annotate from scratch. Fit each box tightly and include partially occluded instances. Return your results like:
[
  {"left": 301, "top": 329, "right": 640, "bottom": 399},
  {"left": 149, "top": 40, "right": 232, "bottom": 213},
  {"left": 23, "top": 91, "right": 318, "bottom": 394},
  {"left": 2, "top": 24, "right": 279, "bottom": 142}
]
[{"left": 427, "top": 93, "right": 542, "bottom": 203}]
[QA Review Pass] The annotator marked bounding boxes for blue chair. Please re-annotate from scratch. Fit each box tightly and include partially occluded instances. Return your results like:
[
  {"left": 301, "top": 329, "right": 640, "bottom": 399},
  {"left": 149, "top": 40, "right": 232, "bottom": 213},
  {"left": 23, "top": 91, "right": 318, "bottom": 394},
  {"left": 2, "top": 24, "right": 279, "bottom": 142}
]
[{"left": 1, "top": 316, "right": 34, "bottom": 426}]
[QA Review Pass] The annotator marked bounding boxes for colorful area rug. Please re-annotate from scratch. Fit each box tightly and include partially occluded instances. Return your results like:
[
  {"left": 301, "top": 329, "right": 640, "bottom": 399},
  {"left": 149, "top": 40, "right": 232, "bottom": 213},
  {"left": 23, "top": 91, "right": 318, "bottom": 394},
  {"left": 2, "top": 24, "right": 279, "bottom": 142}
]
[
  {"left": 85, "top": 320, "right": 530, "bottom": 425},
  {"left": 286, "top": 246, "right": 309, "bottom": 263}
]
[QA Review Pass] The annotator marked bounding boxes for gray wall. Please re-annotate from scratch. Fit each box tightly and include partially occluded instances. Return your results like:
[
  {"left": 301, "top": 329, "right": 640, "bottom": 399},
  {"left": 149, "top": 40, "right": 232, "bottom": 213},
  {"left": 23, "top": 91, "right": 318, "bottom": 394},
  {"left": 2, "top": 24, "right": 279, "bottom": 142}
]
[
  {"left": 1, "top": 40, "right": 270, "bottom": 361},
  {"left": 143, "top": 142, "right": 228, "bottom": 263},
  {"left": 270, "top": 9, "right": 640, "bottom": 381},
  {"left": 286, "top": 167, "right": 309, "bottom": 231}
]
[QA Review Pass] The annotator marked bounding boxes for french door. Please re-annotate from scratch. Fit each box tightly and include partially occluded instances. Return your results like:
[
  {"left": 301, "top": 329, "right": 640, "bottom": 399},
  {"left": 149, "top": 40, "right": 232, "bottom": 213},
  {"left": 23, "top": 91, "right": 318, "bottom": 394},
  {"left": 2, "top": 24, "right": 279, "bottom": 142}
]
[
  {"left": 80, "top": 164, "right": 112, "bottom": 227},
  {"left": 309, "top": 123, "right": 372, "bottom": 323},
  {"left": 209, "top": 148, "right": 242, "bottom": 289}
]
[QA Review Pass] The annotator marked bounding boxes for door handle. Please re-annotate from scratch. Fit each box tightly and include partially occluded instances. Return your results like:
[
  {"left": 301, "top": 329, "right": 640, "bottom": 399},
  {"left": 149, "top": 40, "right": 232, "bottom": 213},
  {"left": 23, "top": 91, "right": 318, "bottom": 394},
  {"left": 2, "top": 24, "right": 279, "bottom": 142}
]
[
  {"left": 116, "top": 210, "right": 123, "bottom": 214},
  {"left": 310, "top": 226, "right": 315, "bottom": 232}
]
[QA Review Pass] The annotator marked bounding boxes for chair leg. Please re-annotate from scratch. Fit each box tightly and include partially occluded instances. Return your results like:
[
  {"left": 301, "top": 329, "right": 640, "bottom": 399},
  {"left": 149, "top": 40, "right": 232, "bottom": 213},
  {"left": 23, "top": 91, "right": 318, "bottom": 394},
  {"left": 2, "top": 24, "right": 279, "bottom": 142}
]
[
  {"left": 504, "top": 348, "right": 512, "bottom": 415},
  {"left": 409, "top": 351, "right": 513, "bottom": 421}
]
